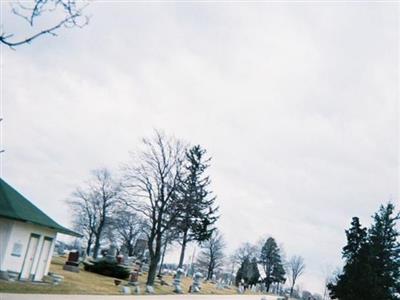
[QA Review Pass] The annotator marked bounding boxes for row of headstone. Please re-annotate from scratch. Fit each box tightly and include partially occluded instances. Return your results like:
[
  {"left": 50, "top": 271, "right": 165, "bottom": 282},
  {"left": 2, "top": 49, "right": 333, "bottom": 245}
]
[{"left": 236, "top": 282, "right": 270, "bottom": 294}]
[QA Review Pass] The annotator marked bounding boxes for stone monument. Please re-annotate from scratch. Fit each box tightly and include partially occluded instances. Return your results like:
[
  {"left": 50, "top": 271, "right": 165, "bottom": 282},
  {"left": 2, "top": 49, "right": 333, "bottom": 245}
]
[
  {"left": 173, "top": 268, "right": 184, "bottom": 293},
  {"left": 191, "top": 272, "right": 203, "bottom": 293},
  {"left": 63, "top": 250, "right": 80, "bottom": 273}
]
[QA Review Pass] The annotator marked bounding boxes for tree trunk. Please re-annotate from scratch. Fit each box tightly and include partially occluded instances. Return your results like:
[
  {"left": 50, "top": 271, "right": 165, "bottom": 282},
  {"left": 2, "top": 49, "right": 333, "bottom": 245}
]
[
  {"left": 86, "top": 234, "right": 93, "bottom": 256},
  {"left": 128, "top": 243, "right": 134, "bottom": 257},
  {"left": 158, "top": 241, "right": 168, "bottom": 276},
  {"left": 290, "top": 284, "right": 294, "bottom": 296},
  {"left": 207, "top": 261, "right": 213, "bottom": 280},
  {"left": 146, "top": 234, "right": 162, "bottom": 286},
  {"left": 178, "top": 229, "right": 188, "bottom": 268},
  {"left": 93, "top": 234, "right": 101, "bottom": 259},
  {"left": 266, "top": 278, "right": 271, "bottom": 292}
]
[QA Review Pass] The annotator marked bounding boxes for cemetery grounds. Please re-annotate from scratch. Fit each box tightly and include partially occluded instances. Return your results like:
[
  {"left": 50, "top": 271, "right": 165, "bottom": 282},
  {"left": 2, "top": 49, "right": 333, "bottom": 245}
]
[{"left": 0, "top": 256, "right": 278, "bottom": 296}]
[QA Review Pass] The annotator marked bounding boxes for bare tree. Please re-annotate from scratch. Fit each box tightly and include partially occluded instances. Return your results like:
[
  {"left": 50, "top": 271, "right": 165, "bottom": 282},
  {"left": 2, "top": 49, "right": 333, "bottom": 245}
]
[
  {"left": 287, "top": 255, "right": 306, "bottom": 297},
  {"left": 233, "top": 242, "right": 259, "bottom": 266},
  {"left": 197, "top": 230, "right": 225, "bottom": 280},
  {"left": 123, "top": 131, "right": 185, "bottom": 287},
  {"left": 111, "top": 209, "right": 147, "bottom": 256},
  {"left": 70, "top": 196, "right": 96, "bottom": 256},
  {"left": 69, "top": 168, "right": 122, "bottom": 259},
  {"left": 1, "top": 0, "right": 89, "bottom": 48}
]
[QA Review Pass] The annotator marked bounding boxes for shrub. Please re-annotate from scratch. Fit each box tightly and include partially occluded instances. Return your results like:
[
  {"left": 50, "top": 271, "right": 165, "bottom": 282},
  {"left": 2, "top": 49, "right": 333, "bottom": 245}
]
[{"left": 83, "top": 260, "right": 130, "bottom": 279}]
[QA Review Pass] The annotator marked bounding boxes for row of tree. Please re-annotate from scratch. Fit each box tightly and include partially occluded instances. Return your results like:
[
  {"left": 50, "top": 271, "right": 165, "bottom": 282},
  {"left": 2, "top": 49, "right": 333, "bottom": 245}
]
[
  {"left": 68, "top": 131, "right": 311, "bottom": 296},
  {"left": 69, "top": 131, "right": 219, "bottom": 287}
]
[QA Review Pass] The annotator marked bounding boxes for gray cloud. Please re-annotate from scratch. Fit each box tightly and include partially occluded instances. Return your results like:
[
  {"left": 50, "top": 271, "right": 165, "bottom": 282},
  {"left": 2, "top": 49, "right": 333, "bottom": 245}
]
[{"left": 2, "top": 2, "right": 398, "bottom": 293}]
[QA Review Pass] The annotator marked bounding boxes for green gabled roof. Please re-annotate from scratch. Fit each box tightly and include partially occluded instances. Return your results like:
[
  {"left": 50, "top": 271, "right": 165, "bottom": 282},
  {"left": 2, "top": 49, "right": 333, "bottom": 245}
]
[{"left": 0, "top": 177, "right": 81, "bottom": 237}]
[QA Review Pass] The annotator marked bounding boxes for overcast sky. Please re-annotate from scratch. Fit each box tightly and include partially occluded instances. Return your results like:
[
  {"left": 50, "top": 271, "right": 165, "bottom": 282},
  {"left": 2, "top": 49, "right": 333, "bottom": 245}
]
[{"left": 2, "top": 1, "right": 399, "bottom": 294}]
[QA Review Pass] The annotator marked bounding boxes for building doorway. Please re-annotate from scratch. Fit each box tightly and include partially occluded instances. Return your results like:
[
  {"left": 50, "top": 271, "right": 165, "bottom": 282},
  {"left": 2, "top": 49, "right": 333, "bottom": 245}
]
[
  {"left": 34, "top": 237, "right": 53, "bottom": 281},
  {"left": 20, "top": 234, "right": 40, "bottom": 280}
]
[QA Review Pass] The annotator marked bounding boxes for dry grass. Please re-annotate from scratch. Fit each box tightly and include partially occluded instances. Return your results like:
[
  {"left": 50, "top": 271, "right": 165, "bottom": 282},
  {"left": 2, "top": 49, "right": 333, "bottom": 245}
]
[{"left": 0, "top": 256, "right": 266, "bottom": 295}]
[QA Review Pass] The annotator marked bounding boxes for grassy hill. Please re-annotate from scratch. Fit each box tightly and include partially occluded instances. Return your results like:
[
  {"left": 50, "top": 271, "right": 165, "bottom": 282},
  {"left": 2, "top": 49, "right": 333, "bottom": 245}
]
[{"left": 0, "top": 256, "right": 270, "bottom": 295}]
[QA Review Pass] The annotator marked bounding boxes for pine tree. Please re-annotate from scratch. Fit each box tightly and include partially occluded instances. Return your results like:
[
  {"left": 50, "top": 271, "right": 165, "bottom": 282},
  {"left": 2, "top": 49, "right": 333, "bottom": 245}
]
[
  {"left": 368, "top": 203, "right": 400, "bottom": 299},
  {"left": 249, "top": 257, "right": 261, "bottom": 285},
  {"left": 175, "top": 145, "right": 219, "bottom": 268},
  {"left": 328, "top": 217, "right": 372, "bottom": 300},
  {"left": 260, "top": 237, "right": 285, "bottom": 292},
  {"left": 235, "top": 257, "right": 260, "bottom": 286},
  {"left": 342, "top": 217, "right": 368, "bottom": 263},
  {"left": 272, "top": 255, "right": 286, "bottom": 286}
]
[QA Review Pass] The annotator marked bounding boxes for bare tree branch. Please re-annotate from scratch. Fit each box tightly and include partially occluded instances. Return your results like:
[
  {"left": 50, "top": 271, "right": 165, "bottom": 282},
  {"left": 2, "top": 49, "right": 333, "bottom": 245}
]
[{"left": 1, "top": 0, "right": 89, "bottom": 48}]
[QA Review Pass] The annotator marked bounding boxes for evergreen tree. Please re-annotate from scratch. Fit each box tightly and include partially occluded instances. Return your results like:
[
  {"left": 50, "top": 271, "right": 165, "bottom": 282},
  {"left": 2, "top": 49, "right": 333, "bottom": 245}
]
[
  {"left": 368, "top": 203, "right": 400, "bottom": 299},
  {"left": 260, "top": 237, "right": 285, "bottom": 292},
  {"left": 235, "top": 257, "right": 260, "bottom": 286},
  {"left": 328, "top": 203, "right": 400, "bottom": 300},
  {"left": 328, "top": 217, "right": 372, "bottom": 299},
  {"left": 249, "top": 257, "right": 261, "bottom": 285},
  {"left": 175, "top": 145, "right": 219, "bottom": 268},
  {"left": 272, "top": 255, "right": 286, "bottom": 286},
  {"left": 342, "top": 217, "right": 368, "bottom": 263}
]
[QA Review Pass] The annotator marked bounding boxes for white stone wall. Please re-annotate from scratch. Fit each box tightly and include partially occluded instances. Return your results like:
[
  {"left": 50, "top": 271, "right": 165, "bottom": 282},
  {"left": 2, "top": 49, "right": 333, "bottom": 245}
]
[{"left": 0, "top": 218, "right": 57, "bottom": 280}]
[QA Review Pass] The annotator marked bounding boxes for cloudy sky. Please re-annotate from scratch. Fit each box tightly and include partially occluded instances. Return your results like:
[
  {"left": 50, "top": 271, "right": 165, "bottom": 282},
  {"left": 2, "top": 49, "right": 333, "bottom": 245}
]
[{"left": 1, "top": 1, "right": 399, "bottom": 294}]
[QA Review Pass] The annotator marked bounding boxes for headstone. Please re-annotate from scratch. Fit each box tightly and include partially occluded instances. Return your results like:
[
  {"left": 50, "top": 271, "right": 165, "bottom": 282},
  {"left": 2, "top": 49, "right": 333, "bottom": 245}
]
[
  {"left": 121, "top": 286, "right": 131, "bottom": 294},
  {"left": 128, "top": 271, "right": 139, "bottom": 286},
  {"left": 63, "top": 250, "right": 80, "bottom": 273},
  {"left": 191, "top": 272, "right": 203, "bottom": 293},
  {"left": 116, "top": 254, "right": 123, "bottom": 265},
  {"left": 104, "top": 244, "right": 117, "bottom": 263},
  {"left": 216, "top": 279, "right": 224, "bottom": 289},
  {"left": 211, "top": 274, "right": 217, "bottom": 283},
  {"left": 173, "top": 268, "right": 184, "bottom": 293},
  {"left": 146, "top": 285, "right": 155, "bottom": 294},
  {"left": 134, "top": 285, "right": 141, "bottom": 294},
  {"left": 237, "top": 282, "right": 245, "bottom": 294}
]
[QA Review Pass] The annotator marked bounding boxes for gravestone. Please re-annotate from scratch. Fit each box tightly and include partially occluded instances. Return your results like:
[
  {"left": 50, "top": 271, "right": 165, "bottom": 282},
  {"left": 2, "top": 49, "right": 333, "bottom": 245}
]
[
  {"left": 127, "top": 268, "right": 141, "bottom": 294},
  {"left": 128, "top": 271, "right": 139, "bottom": 286},
  {"left": 104, "top": 244, "right": 117, "bottom": 263},
  {"left": 63, "top": 250, "right": 80, "bottom": 273},
  {"left": 237, "top": 280, "right": 245, "bottom": 294},
  {"left": 173, "top": 268, "right": 184, "bottom": 293},
  {"left": 191, "top": 272, "right": 203, "bottom": 293},
  {"left": 146, "top": 285, "right": 155, "bottom": 294},
  {"left": 216, "top": 279, "right": 224, "bottom": 289},
  {"left": 211, "top": 274, "right": 217, "bottom": 283},
  {"left": 121, "top": 286, "right": 131, "bottom": 294}
]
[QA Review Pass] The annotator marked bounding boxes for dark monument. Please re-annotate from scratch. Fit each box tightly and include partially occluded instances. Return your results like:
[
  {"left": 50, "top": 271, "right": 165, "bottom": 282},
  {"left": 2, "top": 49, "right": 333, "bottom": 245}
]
[{"left": 63, "top": 250, "right": 80, "bottom": 273}]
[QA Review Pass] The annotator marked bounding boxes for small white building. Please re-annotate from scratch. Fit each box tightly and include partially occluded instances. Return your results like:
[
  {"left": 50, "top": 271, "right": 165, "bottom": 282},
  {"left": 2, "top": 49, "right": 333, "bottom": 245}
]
[{"left": 0, "top": 178, "right": 80, "bottom": 281}]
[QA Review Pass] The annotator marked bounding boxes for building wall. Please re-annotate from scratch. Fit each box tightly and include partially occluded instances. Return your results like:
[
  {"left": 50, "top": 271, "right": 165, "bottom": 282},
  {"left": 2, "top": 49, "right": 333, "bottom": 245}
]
[
  {"left": 0, "top": 218, "right": 13, "bottom": 271},
  {"left": 0, "top": 218, "right": 57, "bottom": 280}
]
